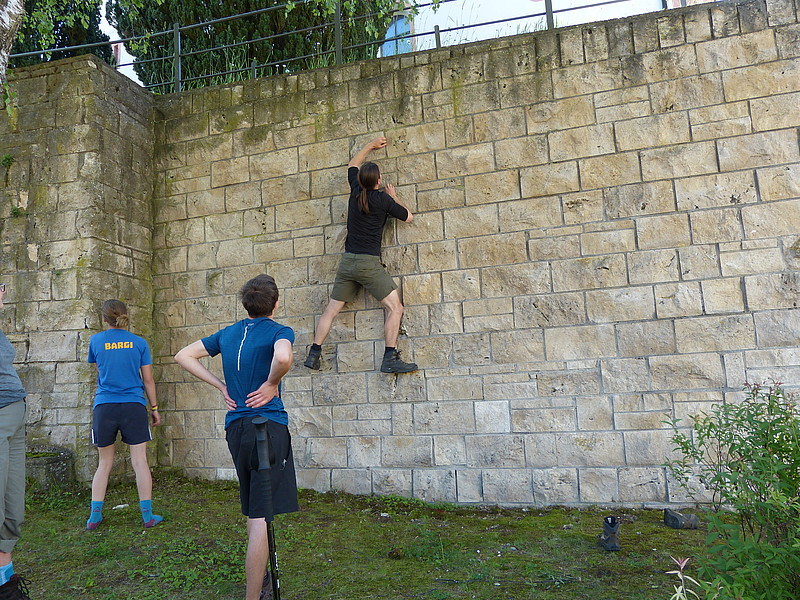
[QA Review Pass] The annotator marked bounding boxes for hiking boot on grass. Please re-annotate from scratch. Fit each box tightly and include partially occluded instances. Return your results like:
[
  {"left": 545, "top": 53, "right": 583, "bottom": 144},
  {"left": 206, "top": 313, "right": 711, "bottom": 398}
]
[
  {"left": 380, "top": 349, "right": 417, "bottom": 373},
  {"left": 598, "top": 516, "right": 621, "bottom": 551},
  {"left": 664, "top": 508, "right": 699, "bottom": 530},
  {"left": 0, "top": 575, "right": 32, "bottom": 600},
  {"left": 304, "top": 345, "right": 321, "bottom": 370}
]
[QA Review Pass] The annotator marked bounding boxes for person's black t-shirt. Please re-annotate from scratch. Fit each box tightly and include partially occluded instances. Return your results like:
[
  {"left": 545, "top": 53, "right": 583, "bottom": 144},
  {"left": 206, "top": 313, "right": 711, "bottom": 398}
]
[{"left": 345, "top": 166, "right": 409, "bottom": 256}]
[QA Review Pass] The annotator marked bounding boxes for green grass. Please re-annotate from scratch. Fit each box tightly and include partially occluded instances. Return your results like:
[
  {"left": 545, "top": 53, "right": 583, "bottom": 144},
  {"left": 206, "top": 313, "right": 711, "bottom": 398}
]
[{"left": 18, "top": 471, "right": 705, "bottom": 599}]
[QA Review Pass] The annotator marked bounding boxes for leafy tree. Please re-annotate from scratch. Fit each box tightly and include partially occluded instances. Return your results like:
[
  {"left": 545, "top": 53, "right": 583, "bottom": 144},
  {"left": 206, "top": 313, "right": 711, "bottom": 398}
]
[
  {"left": 105, "top": 0, "right": 406, "bottom": 91},
  {"left": 10, "top": 0, "right": 112, "bottom": 68}
]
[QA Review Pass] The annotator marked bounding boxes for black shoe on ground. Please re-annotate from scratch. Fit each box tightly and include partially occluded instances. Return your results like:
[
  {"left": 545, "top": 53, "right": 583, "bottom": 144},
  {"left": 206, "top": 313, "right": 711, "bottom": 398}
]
[
  {"left": 304, "top": 345, "right": 321, "bottom": 370},
  {"left": 0, "top": 575, "right": 32, "bottom": 600},
  {"left": 598, "top": 516, "right": 621, "bottom": 551},
  {"left": 258, "top": 571, "right": 273, "bottom": 600},
  {"left": 664, "top": 508, "right": 699, "bottom": 529},
  {"left": 380, "top": 350, "right": 417, "bottom": 373}
]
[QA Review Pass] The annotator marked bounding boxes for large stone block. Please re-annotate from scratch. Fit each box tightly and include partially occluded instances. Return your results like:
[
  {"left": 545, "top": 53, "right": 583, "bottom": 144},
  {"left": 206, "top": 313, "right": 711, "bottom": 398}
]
[
  {"left": 512, "top": 407, "right": 577, "bottom": 433},
  {"left": 532, "top": 468, "right": 579, "bottom": 504},
  {"left": 514, "top": 292, "right": 586, "bottom": 328},
  {"left": 494, "top": 136, "right": 548, "bottom": 170},
  {"left": 697, "top": 29, "right": 778, "bottom": 72},
  {"left": 381, "top": 436, "right": 432, "bottom": 467},
  {"left": 745, "top": 272, "right": 800, "bottom": 310},
  {"left": 702, "top": 277, "right": 746, "bottom": 313},
  {"left": 552, "top": 254, "right": 628, "bottom": 291},
  {"left": 742, "top": 198, "right": 800, "bottom": 238},
  {"left": 457, "top": 233, "right": 527, "bottom": 268},
  {"left": 754, "top": 308, "right": 800, "bottom": 347},
  {"left": 722, "top": 59, "right": 800, "bottom": 102},
  {"left": 520, "top": 161, "right": 580, "bottom": 197},
  {"left": 465, "top": 435, "right": 525, "bottom": 467},
  {"left": 526, "top": 96, "right": 595, "bottom": 134},
  {"left": 618, "top": 467, "right": 666, "bottom": 503},
  {"left": 616, "top": 321, "right": 676, "bottom": 356},
  {"left": 719, "top": 130, "right": 800, "bottom": 172},
  {"left": 482, "top": 469, "right": 533, "bottom": 504},
  {"left": 586, "top": 286, "right": 655, "bottom": 323},
  {"left": 629, "top": 249, "right": 681, "bottom": 285},
  {"left": 545, "top": 324, "right": 617, "bottom": 361},
  {"left": 580, "top": 152, "right": 641, "bottom": 190},
  {"left": 490, "top": 329, "right": 546, "bottom": 364},
  {"left": 637, "top": 214, "right": 691, "bottom": 250},
  {"left": 435, "top": 144, "right": 495, "bottom": 178},
  {"left": 557, "top": 431, "right": 624, "bottom": 466},
  {"left": 443, "top": 204, "right": 498, "bottom": 239},
  {"left": 650, "top": 353, "right": 725, "bottom": 390},
  {"left": 721, "top": 247, "right": 786, "bottom": 276},
  {"left": 481, "top": 262, "right": 551, "bottom": 297},
  {"left": 578, "top": 468, "right": 620, "bottom": 503},
  {"left": 756, "top": 164, "right": 800, "bottom": 202},
  {"left": 641, "top": 141, "right": 718, "bottom": 180},
  {"left": 549, "top": 124, "right": 615, "bottom": 162},
  {"left": 413, "top": 469, "right": 457, "bottom": 503},
  {"left": 616, "top": 112, "right": 691, "bottom": 151},
  {"left": 604, "top": 180, "right": 676, "bottom": 219}
]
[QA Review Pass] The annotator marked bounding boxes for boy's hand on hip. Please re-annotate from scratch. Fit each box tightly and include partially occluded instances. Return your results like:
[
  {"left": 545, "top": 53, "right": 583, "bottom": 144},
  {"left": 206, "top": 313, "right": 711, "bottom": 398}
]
[
  {"left": 222, "top": 386, "right": 236, "bottom": 411},
  {"left": 245, "top": 382, "right": 279, "bottom": 408}
]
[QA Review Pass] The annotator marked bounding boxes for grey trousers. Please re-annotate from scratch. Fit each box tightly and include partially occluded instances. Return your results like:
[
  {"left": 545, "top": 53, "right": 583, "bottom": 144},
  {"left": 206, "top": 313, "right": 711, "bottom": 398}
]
[{"left": 0, "top": 400, "right": 25, "bottom": 554}]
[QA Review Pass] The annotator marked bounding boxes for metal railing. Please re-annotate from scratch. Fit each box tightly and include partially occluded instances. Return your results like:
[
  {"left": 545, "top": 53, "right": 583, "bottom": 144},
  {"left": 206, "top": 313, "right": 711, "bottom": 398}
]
[{"left": 10, "top": 0, "right": 689, "bottom": 94}]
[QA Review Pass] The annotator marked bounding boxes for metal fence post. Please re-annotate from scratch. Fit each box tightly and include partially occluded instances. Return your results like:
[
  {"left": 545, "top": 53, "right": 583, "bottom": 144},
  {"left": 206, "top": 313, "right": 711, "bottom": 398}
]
[
  {"left": 173, "top": 22, "right": 182, "bottom": 93},
  {"left": 544, "top": 0, "right": 555, "bottom": 29},
  {"left": 334, "top": 2, "right": 343, "bottom": 65},
  {"left": 434, "top": 25, "right": 441, "bottom": 49}
]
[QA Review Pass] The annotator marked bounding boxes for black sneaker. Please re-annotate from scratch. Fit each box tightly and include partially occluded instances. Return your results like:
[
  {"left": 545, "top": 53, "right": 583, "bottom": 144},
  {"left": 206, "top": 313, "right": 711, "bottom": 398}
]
[
  {"left": 0, "top": 575, "right": 32, "bottom": 600},
  {"left": 304, "top": 346, "right": 321, "bottom": 370},
  {"left": 380, "top": 350, "right": 417, "bottom": 373}
]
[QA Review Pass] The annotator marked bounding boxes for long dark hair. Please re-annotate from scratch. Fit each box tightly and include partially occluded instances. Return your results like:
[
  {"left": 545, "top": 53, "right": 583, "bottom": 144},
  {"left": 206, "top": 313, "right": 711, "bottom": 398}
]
[{"left": 357, "top": 162, "right": 380, "bottom": 214}]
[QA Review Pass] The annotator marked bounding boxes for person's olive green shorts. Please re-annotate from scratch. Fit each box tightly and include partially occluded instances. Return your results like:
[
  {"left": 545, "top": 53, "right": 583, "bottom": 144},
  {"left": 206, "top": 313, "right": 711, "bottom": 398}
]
[{"left": 331, "top": 252, "right": 397, "bottom": 302}]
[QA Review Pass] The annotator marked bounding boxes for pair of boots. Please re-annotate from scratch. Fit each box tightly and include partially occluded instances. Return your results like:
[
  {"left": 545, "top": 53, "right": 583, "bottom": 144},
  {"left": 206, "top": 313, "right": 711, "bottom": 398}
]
[{"left": 598, "top": 509, "right": 700, "bottom": 552}]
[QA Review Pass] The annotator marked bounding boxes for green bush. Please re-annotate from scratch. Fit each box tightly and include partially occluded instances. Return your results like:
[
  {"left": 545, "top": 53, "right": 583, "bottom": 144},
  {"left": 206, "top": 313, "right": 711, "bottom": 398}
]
[{"left": 668, "top": 383, "right": 800, "bottom": 600}]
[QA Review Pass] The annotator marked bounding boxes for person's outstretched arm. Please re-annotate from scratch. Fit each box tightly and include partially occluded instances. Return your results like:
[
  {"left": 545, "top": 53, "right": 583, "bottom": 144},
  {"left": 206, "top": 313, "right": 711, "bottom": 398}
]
[
  {"left": 348, "top": 136, "right": 387, "bottom": 168},
  {"left": 175, "top": 341, "right": 236, "bottom": 410},
  {"left": 245, "top": 339, "right": 294, "bottom": 408}
]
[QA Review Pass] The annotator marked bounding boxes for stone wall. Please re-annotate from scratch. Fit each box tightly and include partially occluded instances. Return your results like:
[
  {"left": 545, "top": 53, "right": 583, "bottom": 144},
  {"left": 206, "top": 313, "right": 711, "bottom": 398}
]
[
  {"left": 3, "top": 0, "right": 799, "bottom": 504},
  {"left": 0, "top": 57, "right": 154, "bottom": 479}
]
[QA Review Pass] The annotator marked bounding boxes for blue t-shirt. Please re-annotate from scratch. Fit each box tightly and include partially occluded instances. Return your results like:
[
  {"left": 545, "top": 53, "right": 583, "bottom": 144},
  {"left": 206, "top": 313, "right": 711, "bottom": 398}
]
[
  {"left": 201, "top": 317, "right": 295, "bottom": 429},
  {"left": 87, "top": 329, "right": 152, "bottom": 407}
]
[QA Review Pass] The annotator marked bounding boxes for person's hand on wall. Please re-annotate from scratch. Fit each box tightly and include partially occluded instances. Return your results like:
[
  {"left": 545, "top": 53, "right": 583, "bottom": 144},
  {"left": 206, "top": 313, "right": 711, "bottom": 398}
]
[{"left": 370, "top": 136, "right": 387, "bottom": 150}]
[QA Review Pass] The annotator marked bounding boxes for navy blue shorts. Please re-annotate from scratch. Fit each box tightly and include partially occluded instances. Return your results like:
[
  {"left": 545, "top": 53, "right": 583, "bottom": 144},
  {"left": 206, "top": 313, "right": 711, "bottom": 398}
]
[
  {"left": 226, "top": 418, "right": 299, "bottom": 521},
  {"left": 91, "top": 403, "right": 151, "bottom": 447}
]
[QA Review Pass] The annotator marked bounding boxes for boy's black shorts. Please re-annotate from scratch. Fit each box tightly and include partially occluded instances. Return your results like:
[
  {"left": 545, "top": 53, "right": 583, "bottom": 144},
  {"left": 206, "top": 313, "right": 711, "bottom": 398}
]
[
  {"left": 91, "top": 402, "right": 151, "bottom": 447},
  {"left": 226, "top": 417, "right": 299, "bottom": 521}
]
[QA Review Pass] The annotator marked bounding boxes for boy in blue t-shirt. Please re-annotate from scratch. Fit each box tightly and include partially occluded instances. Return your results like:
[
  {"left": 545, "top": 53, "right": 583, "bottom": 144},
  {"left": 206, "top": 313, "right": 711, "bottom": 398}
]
[{"left": 175, "top": 274, "right": 297, "bottom": 600}]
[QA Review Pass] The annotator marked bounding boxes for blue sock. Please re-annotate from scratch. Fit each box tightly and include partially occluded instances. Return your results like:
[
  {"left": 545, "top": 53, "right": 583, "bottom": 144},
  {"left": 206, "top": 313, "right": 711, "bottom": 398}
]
[
  {"left": 0, "top": 562, "right": 13, "bottom": 585},
  {"left": 140, "top": 500, "right": 163, "bottom": 528},
  {"left": 86, "top": 500, "right": 104, "bottom": 530}
]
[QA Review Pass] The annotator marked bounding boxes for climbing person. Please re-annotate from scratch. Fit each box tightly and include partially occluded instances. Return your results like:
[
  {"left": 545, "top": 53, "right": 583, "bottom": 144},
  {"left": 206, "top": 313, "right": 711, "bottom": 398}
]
[
  {"left": 175, "top": 274, "right": 299, "bottom": 600},
  {"left": 304, "top": 136, "right": 417, "bottom": 374},
  {"left": 0, "top": 283, "right": 32, "bottom": 600},
  {"left": 86, "top": 299, "right": 163, "bottom": 531}
]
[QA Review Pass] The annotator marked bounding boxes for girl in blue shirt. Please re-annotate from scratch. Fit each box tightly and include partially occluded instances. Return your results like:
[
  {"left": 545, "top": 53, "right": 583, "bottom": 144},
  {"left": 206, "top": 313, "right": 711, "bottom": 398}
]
[{"left": 85, "top": 300, "right": 163, "bottom": 530}]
